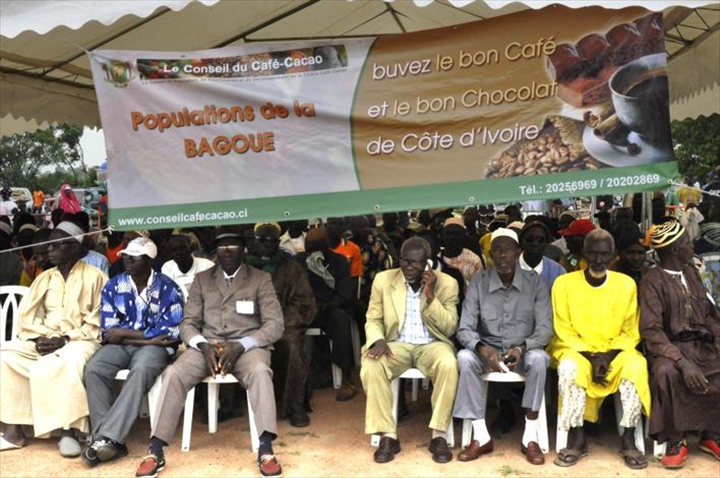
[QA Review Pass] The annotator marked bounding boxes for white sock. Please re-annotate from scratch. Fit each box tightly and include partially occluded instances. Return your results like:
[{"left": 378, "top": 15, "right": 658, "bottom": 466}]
[
  {"left": 382, "top": 432, "right": 397, "bottom": 440},
  {"left": 522, "top": 417, "right": 538, "bottom": 447},
  {"left": 431, "top": 430, "right": 446, "bottom": 439},
  {"left": 472, "top": 419, "right": 491, "bottom": 446}
]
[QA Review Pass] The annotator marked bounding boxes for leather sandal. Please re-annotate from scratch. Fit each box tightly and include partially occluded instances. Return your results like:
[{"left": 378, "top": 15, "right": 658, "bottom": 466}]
[{"left": 553, "top": 447, "right": 588, "bottom": 467}]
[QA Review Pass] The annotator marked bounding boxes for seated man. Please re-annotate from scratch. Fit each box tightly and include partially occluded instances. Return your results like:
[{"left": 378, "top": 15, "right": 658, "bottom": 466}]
[
  {"left": 549, "top": 229, "right": 650, "bottom": 469},
  {"left": 82, "top": 237, "right": 184, "bottom": 466},
  {"left": 245, "top": 222, "right": 316, "bottom": 427},
  {"left": 557, "top": 219, "right": 595, "bottom": 272},
  {"left": 160, "top": 232, "right": 215, "bottom": 293},
  {"left": 0, "top": 221, "right": 106, "bottom": 456},
  {"left": 134, "top": 227, "right": 284, "bottom": 478},
  {"left": 640, "top": 220, "right": 720, "bottom": 468},
  {"left": 609, "top": 220, "right": 648, "bottom": 286},
  {"left": 453, "top": 228, "right": 552, "bottom": 465},
  {"left": 438, "top": 216, "right": 483, "bottom": 290},
  {"left": 518, "top": 219, "right": 565, "bottom": 290},
  {"left": 300, "top": 226, "right": 356, "bottom": 401},
  {"left": 361, "top": 237, "right": 459, "bottom": 464}
]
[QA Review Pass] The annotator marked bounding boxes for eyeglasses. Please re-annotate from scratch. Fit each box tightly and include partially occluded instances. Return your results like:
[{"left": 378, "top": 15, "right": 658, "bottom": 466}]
[
  {"left": 254, "top": 236, "right": 278, "bottom": 244},
  {"left": 216, "top": 245, "right": 241, "bottom": 252}
]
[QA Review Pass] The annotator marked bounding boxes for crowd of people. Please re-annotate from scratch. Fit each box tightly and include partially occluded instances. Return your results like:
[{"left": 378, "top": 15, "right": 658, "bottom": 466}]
[{"left": 0, "top": 188, "right": 718, "bottom": 477}]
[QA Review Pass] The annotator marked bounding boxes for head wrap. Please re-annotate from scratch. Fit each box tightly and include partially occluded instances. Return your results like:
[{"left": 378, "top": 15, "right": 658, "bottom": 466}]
[
  {"left": 648, "top": 220, "right": 685, "bottom": 249},
  {"left": 55, "top": 221, "right": 84, "bottom": 242}
]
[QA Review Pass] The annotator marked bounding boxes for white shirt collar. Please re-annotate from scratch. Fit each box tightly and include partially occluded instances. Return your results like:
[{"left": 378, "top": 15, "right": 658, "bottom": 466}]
[
  {"left": 519, "top": 253, "right": 544, "bottom": 275},
  {"left": 223, "top": 265, "right": 242, "bottom": 281}
]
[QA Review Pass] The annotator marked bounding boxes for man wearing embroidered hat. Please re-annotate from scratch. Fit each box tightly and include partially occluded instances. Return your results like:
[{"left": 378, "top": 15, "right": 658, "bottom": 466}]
[
  {"left": 135, "top": 226, "right": 285, "bottom": 478},
  {"left": 0, "top": 222, "right": 107, "bottom": 457},
  {"left": 557, "top": 219, "right": 595, "bottom": 272},
  {"left": 82, "top": 237, "right": 184, "bottom": 467},
  {"left": 246, "top": 222, "right": 316, "bottom": 427},
  {"left": 549, "top": 229, "right": 650, "bottom": 469},
  {"left": 454, "top": 228, "right": 552, "bottom": 465},
  {"left": 439, "top": 215, "right": 484, "bottom": 290},
  {"left": 639, "top": 219, "right": 720, "bottom": 469}
]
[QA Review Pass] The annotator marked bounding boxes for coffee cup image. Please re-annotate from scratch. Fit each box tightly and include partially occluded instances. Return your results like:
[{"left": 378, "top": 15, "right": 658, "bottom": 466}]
[{"left": 609, "top": 53, "right": 671, "bottom": 148}]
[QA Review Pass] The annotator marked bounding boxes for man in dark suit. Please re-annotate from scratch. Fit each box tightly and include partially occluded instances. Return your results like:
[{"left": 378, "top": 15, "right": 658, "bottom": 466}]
[{"left": 134, "top": 227, "right": 285, "bottom": 478}]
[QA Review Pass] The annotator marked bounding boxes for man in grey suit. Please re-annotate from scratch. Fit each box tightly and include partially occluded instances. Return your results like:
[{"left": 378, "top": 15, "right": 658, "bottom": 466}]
[
  {"left": 134, "top": 227, "right": 285, "bottom": 478},
  {"left": 452, "top": 228, "right": 552, "bottom": 465}
]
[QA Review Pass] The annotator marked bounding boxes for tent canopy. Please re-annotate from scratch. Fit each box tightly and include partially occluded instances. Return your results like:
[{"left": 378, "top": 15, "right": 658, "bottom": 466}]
[{"left": 1, "top": 0, "right": 718, "bottom": 135}]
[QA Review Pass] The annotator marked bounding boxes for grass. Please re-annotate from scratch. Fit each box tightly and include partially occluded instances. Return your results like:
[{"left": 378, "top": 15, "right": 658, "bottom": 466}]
[
  {"left": 499, "top": 465, "right": 530, "bottom": 477},
  {"left": 287, "top": 431, "right": 320, "bottom": 438}
]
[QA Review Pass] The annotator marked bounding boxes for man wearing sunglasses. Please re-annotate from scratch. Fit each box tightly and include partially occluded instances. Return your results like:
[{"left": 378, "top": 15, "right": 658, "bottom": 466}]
[
  {"left": 246, "top": 222, "right": 316, "bottom": 427},
  {"left": 135, "top": 226, "right": 285, "bottom": 478}
]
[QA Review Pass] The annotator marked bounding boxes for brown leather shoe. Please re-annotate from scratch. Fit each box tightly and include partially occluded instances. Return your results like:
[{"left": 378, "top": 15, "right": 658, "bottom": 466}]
[
  {"left": 429, "top": 437, "right": 453, "bottom": 463},
  {"left": 521, "top": 441, "right": 545, "bottom": 465},
  {"left": 336, "top": 383, "right": 356, "bottom": 402},
  {"left": 458, "top": 439, "right": 494, "bottom": 462},
  {"left": 374, "top": 436, "right": 401, "bottom": 464}
]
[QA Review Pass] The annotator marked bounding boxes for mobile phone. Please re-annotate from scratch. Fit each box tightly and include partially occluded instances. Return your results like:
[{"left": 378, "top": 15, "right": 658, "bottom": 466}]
[
  {"left": 503, "top": 354, "right": 517, "bottom": 365},
  {"left": 425, "top": 259, "right": 433, "bottom": 271}
]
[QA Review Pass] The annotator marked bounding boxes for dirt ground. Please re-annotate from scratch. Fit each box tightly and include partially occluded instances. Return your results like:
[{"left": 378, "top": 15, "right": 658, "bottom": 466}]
[{"left": 1, "top": 376, "right": 719, "bottom": 478}]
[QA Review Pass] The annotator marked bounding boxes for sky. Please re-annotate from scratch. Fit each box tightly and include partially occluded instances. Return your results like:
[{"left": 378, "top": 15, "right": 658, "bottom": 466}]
[{"left": 79, "top": 126, "right": 107, "bottom": 167}]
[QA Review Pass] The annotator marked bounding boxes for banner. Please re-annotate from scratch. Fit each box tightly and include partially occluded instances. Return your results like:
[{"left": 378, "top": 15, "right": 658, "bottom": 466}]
[{"left": 90, "top": 5, "right": 676, "bottom": 230}]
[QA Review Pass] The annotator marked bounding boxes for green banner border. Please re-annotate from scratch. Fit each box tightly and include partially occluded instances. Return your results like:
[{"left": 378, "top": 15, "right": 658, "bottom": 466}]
[{"left": 109, "top": 162, "right": 676, "bottom": 230}]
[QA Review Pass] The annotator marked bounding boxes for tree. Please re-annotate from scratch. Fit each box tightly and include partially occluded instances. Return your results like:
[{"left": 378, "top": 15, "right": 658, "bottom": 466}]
[
  {"left": 671, "top": 113, "right": 720, "bottom": 184},
  {"left": 0, "top": 124, "right": 86, "bottom": 189}
]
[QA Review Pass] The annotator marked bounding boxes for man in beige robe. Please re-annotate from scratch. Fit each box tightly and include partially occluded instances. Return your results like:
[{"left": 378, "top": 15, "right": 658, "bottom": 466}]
[{"left": 0, "top": 221, "right": 106, "bottom": 457}]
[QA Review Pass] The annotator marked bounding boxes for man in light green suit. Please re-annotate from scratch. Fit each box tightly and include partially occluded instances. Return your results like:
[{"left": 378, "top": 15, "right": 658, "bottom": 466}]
[{"left": 361, "top": 236, "right": 460, "bottom": 465}]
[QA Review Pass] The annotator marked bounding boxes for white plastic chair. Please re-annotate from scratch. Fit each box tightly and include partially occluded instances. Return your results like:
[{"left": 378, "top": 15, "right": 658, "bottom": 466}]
[
  {"left": 0, "top": 285, "right": 29, "bottom": 343},
  {"left": 306, "top": 327, "right": 342, "bottom": 389},
  {"left": 181, "top": 375, "right": 259, "bottom": 452},
  {"left": 556, "top": 393, "right": 645, "bottom": 453},
  {"left": 460, "top": 372, "right": 549, "bottom": 453},
  {"left": 370, "top": 368, "right": 455, "bottom": 448},
  {"left": 114, "top": 370, "right": 163, "bottom": 430}
]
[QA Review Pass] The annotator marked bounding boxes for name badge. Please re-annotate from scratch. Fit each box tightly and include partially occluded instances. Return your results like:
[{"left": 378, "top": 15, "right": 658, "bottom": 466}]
[{"left": 236, "top": 300, "right": 254, "bottom": 315}]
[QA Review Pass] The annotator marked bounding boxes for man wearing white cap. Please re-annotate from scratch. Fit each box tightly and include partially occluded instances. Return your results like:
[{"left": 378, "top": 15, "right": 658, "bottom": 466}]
[
  {"left": 82, "top": 237, "right": 184, "bottom": 467},
  {"left": 0, "top": 222, "right": 107, "bottom": 457},
  {"left": 453, "top": 228, "right": 552, "bottom": 465}
]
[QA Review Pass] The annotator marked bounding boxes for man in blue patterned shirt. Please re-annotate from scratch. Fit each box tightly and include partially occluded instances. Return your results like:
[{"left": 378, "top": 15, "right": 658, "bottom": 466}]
[{"left": 81, "top": 237, "right": 184, "bottom": 467}]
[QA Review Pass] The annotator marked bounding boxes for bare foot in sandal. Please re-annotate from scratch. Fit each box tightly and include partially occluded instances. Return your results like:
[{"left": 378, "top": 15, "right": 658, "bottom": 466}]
[
  {"left": 554, "top": 427, "right": 588, "bottom": 467},
  {"left": 618, "top": 427, "right": 647, "bottom": 469}
]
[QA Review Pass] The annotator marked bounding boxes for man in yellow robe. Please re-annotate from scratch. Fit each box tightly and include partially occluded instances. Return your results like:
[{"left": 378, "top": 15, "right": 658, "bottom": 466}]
[
  {"left": 548, "top": 229, "right": 650, "bottom": 469},
  {"left": 0, "top": 221, "right": 106, "bottom": 457}
]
